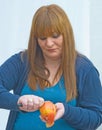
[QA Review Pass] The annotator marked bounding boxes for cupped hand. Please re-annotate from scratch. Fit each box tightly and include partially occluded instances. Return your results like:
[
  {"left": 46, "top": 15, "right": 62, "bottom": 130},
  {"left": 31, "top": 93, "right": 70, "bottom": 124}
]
[
  {"left": 17, "top": 95, "right": 44, "bottom": 112},
  {"left": 54, "top": 102, "right": 65, "bottom": 121}
]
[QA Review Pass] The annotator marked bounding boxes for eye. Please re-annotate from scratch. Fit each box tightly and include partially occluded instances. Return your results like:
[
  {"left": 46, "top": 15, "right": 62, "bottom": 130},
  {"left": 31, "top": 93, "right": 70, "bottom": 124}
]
[
  {"left": 52, "top": 33, "right": 60, "bottom": 38},
  {"left": 39, "top": 37, "right": 47, "bottom": 40}
]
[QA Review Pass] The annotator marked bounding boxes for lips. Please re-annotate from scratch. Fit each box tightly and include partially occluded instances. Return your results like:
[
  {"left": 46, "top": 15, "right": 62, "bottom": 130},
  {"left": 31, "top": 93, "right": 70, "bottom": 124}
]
[{"left": 47, "top": 49, "right": 57, "bottom": 52}]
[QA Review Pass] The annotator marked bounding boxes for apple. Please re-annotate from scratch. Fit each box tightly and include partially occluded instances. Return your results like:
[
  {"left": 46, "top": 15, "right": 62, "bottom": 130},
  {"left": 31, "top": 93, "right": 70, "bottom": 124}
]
[{"left": 39, "top": 101, "right": 56, "bottom": 127}]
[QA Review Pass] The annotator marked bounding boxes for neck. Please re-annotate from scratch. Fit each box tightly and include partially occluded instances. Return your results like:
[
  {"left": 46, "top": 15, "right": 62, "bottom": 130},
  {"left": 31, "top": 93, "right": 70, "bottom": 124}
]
[
  {"left": 45, "top": 58, "right": 61, "bottom": 69},
  {"left": 44, "top": 58, "right": 62, "bottom": 86}
]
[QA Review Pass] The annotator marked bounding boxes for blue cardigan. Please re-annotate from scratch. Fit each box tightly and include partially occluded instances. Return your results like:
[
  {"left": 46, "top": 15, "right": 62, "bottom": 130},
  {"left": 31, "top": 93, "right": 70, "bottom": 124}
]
[{"left": 0, "top": 52, "right": 102, "bottom": 130}]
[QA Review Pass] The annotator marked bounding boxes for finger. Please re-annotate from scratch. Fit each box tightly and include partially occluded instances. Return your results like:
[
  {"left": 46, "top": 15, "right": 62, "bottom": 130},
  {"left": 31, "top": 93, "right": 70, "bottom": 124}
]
[
  {"left": 18, "top": 98, "right": 28, "bottom": 109},
  {"left": 27, "top": 99, "right": 34, "bottom": 109},
  {"left": 19, "top": 98, "right": 33, "bottom": 111},
  {"left": 39, "top": 98, "right": 44, "bottom": 106},
  {"left": 33, "top": 97, "right": 44, "bottom": 106},
  {"left": 54, "top": 109, "right": 63, "bottom": 120}
]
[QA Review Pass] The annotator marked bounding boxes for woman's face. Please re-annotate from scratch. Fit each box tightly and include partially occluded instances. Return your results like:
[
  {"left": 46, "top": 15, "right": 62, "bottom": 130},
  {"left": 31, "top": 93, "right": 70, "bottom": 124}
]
[{"left": 37, "top": 33, "right": 63, "bottom": 60}]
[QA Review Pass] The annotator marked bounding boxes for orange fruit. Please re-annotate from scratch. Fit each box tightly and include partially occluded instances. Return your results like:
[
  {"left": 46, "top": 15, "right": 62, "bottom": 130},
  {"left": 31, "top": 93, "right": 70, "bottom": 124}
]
[{"left": 39, "top": 101, "right": 56, "bottom": 127}]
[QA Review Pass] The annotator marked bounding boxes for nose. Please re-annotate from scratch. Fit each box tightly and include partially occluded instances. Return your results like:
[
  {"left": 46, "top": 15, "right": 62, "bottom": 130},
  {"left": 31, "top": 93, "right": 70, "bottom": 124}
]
[{"left": 46, "top": 37, "right": 54, "bottom": 47}]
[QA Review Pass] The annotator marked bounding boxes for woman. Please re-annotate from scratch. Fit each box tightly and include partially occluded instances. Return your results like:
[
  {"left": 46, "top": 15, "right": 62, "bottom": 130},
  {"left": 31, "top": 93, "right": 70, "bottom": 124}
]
[{"left": 0, "top": 4, "right": 102, "bottom": 130}]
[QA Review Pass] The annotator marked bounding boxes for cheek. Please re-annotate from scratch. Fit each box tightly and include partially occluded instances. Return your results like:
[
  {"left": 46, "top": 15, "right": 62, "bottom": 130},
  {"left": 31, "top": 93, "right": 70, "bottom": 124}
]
[
  {"left": 58, "top": 37, "right": 63, "bottom": 47},
  {"left": 58, "top": 41, "right": 63, "bottom": 49}
]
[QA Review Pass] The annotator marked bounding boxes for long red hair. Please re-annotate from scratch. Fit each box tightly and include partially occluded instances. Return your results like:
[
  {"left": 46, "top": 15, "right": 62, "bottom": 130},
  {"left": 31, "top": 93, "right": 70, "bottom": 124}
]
[{"left": 27, "top": 4, "right": 77, "bottom": 101}]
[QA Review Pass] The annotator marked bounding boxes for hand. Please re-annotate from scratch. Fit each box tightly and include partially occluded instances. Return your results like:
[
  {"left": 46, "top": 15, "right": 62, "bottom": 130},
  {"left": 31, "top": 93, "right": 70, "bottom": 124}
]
[
  {"left": 54, "top": 103, "right": 65, "bottom": 121},
  {"left": 17, "top": 95, "right": 44, "bottom": 112}
]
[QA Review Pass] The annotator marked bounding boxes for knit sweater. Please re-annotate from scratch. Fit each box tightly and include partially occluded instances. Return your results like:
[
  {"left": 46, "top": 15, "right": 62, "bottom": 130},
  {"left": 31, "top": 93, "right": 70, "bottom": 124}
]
[{"left": 0, "top": 52, "right": 102, "bottom": 130}]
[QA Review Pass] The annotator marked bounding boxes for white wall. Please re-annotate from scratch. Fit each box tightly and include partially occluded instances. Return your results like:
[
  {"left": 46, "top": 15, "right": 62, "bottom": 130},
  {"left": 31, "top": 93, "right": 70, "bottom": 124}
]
[
  {"left": 90, "top": 0, "right": 102, "bottom": 82},
  {"left": 0, "top": 0, "right": 101, "bottom": 130},
  {"left": 90, "top": 1, "right": 102, "bottom": 129},
  {"left": 0, "top": 0, "right": 90, "bottom": 65}
]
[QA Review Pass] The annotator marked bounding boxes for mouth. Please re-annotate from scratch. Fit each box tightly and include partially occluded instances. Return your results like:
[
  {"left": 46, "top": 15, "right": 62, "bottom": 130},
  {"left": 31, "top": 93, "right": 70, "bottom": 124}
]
[{"left": 47, "top": 49, "right": 57, "bottom": 52}]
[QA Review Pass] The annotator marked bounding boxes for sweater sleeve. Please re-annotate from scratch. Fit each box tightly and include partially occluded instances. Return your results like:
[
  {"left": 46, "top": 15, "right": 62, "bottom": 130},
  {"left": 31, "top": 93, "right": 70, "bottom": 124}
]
[
  {"left": 62, "top": 67, "right": 102, "bottom": 130},
  {"left": 0, "top": 53, "right": 23, "bottom": 111}
]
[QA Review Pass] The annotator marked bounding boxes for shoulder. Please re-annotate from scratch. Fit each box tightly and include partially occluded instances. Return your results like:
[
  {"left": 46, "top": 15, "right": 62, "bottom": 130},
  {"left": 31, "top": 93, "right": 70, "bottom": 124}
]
[
  {"left": 9, "top": 51, "right": 26, "bottom": 62},
  {"left": 5, "top": 51, "right": 28, "bottom": 65},
  {"left": 75, "top": 53, "right": 98, "bottom": 75},
  {"left": 75, "top": 53, "right": 101, "bottom": 86},
  {"left": 0, "top": 51, "right": 28, "bottom": 72}
]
